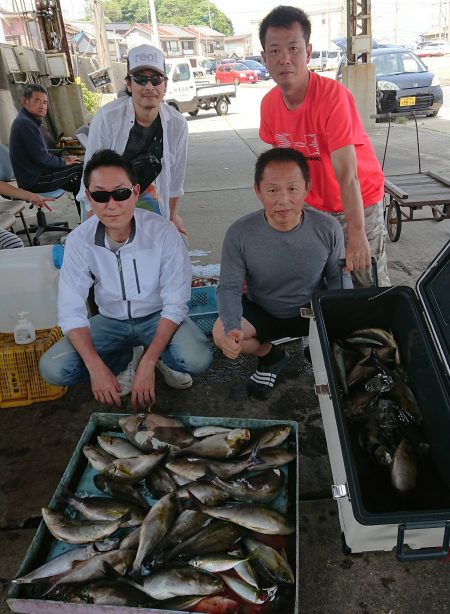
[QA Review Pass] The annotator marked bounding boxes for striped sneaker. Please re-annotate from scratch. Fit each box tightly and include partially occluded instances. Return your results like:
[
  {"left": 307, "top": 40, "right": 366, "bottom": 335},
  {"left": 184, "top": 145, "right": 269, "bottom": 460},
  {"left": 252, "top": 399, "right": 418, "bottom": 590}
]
[{"left": 246, "top": 351, "right": 289, "bottom": 396}]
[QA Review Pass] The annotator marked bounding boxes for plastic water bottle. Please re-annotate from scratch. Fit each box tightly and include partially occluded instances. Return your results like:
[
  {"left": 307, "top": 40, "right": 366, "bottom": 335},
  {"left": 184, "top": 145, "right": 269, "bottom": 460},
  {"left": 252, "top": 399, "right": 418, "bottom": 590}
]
[{"left": 13, "top": 312, "right": 36, "bottom": 345}]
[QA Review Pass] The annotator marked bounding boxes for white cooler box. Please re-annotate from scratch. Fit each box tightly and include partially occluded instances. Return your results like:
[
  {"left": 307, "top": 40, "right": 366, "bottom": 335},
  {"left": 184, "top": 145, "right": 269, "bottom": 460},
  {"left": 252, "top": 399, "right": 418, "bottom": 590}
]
[{"left": 305, "top": 245, "right": 450, "bottom": 560}]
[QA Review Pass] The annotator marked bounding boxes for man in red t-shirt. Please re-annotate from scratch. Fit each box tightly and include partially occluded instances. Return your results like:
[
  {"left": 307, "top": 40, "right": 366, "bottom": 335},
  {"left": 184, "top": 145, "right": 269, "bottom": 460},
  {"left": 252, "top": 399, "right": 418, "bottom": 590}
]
[{"left": 259, "top": 5, "right": 390, "bottom": 287}]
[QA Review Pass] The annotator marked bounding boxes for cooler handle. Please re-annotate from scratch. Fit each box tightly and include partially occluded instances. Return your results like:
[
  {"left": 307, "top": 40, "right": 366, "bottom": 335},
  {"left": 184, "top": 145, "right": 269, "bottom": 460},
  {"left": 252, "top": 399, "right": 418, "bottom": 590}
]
[
  {"left": 338, "top": 257, "right": 379, "bottom": 289},
  {"left": 396, "top": 521, "right": 450, "bottom": 561}
]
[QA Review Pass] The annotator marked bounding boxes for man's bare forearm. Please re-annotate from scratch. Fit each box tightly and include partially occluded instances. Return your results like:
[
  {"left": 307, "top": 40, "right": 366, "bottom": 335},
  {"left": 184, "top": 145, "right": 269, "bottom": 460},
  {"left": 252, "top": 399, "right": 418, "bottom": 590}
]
[
  {"left": 141, "top": 317, "right": 179, "bottom": 365},
  {"left": 67, "top": 327, "right": 104, "bottom": 373}
]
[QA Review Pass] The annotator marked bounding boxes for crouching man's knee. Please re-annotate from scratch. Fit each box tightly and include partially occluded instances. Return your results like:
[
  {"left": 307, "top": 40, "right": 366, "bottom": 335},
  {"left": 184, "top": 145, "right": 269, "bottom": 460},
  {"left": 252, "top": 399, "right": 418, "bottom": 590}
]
[{"left": 39, "top": 349, "right": 66, "bottom": 386}]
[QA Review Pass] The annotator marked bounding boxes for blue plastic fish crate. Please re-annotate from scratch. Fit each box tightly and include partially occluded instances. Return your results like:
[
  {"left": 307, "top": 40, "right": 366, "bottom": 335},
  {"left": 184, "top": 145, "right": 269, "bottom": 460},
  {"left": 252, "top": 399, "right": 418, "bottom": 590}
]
[{"left": 188, "top": 285, "right": 218, "bottom": 335}]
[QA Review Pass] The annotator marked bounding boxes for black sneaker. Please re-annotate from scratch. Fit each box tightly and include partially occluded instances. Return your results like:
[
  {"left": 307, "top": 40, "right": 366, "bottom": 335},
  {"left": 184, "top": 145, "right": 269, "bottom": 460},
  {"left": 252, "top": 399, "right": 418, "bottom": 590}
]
[{"left": 246, "top": 351, "right": 290, "bottom": 396}]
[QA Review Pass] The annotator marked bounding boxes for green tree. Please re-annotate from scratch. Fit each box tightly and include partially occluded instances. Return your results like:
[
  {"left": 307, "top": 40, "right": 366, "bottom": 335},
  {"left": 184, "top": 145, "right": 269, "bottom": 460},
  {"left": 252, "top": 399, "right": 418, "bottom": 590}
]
[
  {"left": 155, "top": 0, "right": 233, "bottom": 35},
  {"left": 101, "top": 0, "right": 233, "bottom": 35}
]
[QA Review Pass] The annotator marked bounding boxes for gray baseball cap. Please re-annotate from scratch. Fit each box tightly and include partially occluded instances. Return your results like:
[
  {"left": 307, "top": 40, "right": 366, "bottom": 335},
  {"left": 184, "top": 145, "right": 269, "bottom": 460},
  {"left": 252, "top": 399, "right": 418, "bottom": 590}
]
[{"left": 127, "top": 44, "right": 166, "bottom": 76}]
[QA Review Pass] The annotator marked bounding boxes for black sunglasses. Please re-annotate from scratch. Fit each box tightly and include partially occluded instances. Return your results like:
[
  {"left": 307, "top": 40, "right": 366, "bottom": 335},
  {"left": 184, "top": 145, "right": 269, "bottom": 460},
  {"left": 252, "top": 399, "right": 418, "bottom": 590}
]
[
  {"left": 88, "top": 187, "right": 135, "bottom": 203},
  {"left": 129, "top": 74, "right": 166, "bottom": 87}
]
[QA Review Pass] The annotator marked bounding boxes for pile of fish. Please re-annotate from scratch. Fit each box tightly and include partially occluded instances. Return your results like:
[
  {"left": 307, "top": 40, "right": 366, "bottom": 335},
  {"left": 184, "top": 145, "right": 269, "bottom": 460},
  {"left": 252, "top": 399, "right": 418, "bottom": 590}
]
[
  {"left": 333, "top": 327, "right": 428, "bottom": 493},
  {"left": 13, "top": 413, "right": 297, "bottom": 612}
]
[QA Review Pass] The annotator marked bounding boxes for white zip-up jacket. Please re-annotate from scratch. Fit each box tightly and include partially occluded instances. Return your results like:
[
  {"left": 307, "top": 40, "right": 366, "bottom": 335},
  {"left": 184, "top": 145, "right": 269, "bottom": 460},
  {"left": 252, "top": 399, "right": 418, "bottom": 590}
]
[
  {"left": 77, "top": 98, "right": 188, "bottom": 219},
  {"left": 58, "top": 209, "right": 191, "bottom": 335}
]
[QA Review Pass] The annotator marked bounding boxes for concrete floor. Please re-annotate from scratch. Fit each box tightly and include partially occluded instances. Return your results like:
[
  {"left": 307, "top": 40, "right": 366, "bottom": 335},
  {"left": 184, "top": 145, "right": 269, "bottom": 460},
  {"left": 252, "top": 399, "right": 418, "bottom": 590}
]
[{"left": 1, "top": 85, "right": 450, "bottom": 613}]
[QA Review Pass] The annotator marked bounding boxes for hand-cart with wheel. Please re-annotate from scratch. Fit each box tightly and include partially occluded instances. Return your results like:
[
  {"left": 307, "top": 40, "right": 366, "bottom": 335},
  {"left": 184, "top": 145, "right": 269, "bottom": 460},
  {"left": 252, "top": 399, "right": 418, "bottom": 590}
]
[{"left": 380, "top": 112, "right": 450, "bottom": 242}]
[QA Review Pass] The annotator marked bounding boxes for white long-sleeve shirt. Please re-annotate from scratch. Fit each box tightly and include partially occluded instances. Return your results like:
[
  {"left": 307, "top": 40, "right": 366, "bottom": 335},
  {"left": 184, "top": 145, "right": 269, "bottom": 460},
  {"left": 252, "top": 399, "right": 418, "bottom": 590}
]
[
  {"left": 58, "top": 209, "right": 192, "bottom": 334},
  {"left": 77, "top": 98, "right": 188, "bottom": 219}
]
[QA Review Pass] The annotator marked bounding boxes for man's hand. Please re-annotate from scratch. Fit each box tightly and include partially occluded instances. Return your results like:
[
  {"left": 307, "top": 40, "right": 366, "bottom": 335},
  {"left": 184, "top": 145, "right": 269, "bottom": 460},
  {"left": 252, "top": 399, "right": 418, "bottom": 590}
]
[
  {"left": 64, "top": 155, "right": 81, "bottom": 166},
  {"left": 170, "top": 212, "right": 188, "bottom": 238},
  {"left": 89, "top": 362, "right": 122, "bottom": 407},
  {"left": 27, "top": 193, "right": 53, "bottom": 211},
  {"left": 222, "top": 329, "right": 244, "bottom": 360},
  {"left": 130, "top": 356, "right": 156, "bottom": 408},
  {"left": 344, "top": 232, "right": 371, "bottom": 272}
]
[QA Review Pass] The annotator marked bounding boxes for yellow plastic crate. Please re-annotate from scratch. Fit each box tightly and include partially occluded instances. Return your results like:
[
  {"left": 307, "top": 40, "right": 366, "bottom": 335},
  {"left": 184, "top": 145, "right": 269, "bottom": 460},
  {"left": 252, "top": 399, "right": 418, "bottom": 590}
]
[{"left": 0, "top": 327, "right": 67, "bottom": 408}]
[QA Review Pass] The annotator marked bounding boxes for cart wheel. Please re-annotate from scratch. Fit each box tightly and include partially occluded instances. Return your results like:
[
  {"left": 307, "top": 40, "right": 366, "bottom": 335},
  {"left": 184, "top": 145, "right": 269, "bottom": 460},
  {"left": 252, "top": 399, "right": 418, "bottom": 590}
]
[
  {"left": 188, "top": 109, "right": 199, "bottom": 116},
  {"left": 431, "top": 204, "right": 449, "bottom": 221},
  {"left": 215, "top": 97, "right": 229, "bottom": 115},
  {"left": 386, "top": 200, "right": 402, "bottom": 242}
]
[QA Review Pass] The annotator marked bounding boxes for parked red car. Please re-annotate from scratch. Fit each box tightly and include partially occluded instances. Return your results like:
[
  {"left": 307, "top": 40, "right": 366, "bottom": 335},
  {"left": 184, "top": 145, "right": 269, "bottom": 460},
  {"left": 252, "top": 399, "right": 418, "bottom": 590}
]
[{"left": 215, "top": 63, "right": 258, "bottom": 85}]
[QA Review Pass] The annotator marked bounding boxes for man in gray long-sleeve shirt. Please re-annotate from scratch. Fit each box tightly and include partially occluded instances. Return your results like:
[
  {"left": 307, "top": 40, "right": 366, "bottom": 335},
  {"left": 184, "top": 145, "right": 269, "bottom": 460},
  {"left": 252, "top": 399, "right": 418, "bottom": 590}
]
[{"left": 213, "top": 147, "right": 352, "bottom": 396}]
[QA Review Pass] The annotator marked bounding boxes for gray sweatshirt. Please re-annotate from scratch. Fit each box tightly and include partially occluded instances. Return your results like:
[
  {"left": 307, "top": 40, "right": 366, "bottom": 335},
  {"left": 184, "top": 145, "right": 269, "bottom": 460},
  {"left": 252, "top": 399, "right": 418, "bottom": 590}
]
[{"left": 218, "top": 207, "right": 352, "bottom": 334}]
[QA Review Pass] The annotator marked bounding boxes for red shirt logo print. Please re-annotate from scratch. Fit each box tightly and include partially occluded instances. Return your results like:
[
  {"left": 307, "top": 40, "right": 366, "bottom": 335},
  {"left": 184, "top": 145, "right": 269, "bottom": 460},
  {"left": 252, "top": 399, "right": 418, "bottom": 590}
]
[{"left": 275, "top": 132, "right": 321, "bottom": 158}]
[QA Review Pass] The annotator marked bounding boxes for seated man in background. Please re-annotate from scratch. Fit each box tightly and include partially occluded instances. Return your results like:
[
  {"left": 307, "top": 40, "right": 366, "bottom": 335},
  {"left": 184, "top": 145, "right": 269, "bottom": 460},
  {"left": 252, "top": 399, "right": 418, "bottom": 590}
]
[
  {"left": 213, "top": 147, "right": 352, "bottom": 397},
  {"left": 39, "top": 149, "right": 212, "bottom": 408},
  {"left": 9, "top": 84, "right": 82, "bottom": 197}
]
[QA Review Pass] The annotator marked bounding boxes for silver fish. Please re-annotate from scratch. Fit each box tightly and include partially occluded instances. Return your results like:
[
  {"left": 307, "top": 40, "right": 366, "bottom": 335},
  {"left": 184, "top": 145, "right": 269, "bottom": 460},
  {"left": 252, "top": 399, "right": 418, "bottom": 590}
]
[
  {"left": 119, "top": 413, "right": 194, "bottom": 451},
  {"left": 82, "top": 445, "right": 113, "bottom": 472},
  {"left": 173, "top": 429, "right": 251, "bottom": 459},
  {"left": 145, "top": 465, "right": 177, "bottom": 497},
  {"left": 333, "top": 342, "right": 349, "bottom": 395},
  {"left": 164, "top": 520, "right": 244, "bottom": 562},
  {"left": 391, "top": 439, "right": 417, "bottom": 492},
  {"left": 175, "top": 481, "right": 230, "bottom": 506},
  {"left": 231, "top": 546, "right": 259, "bottom": 588},
  {"left": 244, "top": 536, "right": 295, "bottom": 584},
  {"left": 239, "top": 425, "right": 292, "bottom": 457},
  {"left": 132, "top": 491, "right": 178, "bottom": 574},
  {"left": 193, "top": 426, "right": 233, "bottom": 437},
  {"left": 42, "top": 507, "right": 130, "bottom": 545},
  {"left": 45, "top": 549, "right": 135, "bottom": 588},
  {"left": 205, "top": 468, "right": 284, "bottom": 503},
  {"left": 142, "top": 564, "right": 224, "bottom": 600},
  {"left": 119, "top": 526, "right": 140, "bottom": 550},
  {"left": 243, "top": 447, "right": 297, "bottom": 472},
  {"left": 97, "top": 435, "right": 142, "bottom": 459},
  {"left": 188, "top": 553, "right": 248, "bottom": 573},
  {"left": 93, "top": 474, "right": 150, "bottom": 510},
  {"left": 219, "top": 573, "right": 277, "bottom": 604},
  {"left": 386, "top": 375, "right": 422, "bottom": 424},
  {"left": 102, "top": 449, "right": 168, "bottom": 484},
  {"left": 60, "top": 491, "right": 145, "bottom": 527},
  {"left": 348, "top": 328, "right": 400, "bottom": 364},
  {"left": 12, "top": 543, "right": 115, "bottom": 584},
  {"left": 189, "top": 497, "right": 295, "bottom": 535},
  {"left": 163, "top": 510, "right": 212, "bottom": 548},
  {"left": 166, "top": 455, "right": 255, "bottom": 481},
  {"left": 60, "top": 578, "right": 155, "bottom": 607}
]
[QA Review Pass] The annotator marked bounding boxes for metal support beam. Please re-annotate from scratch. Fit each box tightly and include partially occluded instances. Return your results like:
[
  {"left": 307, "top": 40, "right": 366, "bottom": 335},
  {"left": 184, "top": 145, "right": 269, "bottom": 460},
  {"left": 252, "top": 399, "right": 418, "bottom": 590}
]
[{"left": 346, "top": 0, "right": 372, "bottom": 64}]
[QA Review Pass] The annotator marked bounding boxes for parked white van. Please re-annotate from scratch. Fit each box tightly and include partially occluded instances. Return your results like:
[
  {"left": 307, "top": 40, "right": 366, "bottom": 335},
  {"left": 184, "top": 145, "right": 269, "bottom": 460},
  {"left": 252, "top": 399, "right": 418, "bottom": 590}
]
[
  {"left": 308, "top": 50, "right": 328, "bottom": 71},
  {"left": 326, "top": 49, "right": 342, "bottom": 71}
]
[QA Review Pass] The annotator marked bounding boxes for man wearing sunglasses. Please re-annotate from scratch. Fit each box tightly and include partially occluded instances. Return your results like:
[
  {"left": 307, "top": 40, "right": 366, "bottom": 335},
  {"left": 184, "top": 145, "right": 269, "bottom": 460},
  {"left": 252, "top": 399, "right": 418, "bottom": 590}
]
[
  {"left": 77, "top": 44, "right": 188, "bottom": 239},
  {"left": 77, "top": 44, "right": 193, "bottom": 390},
  {"left": 40, "top": 149, "right": 212, "bottom": 408}
]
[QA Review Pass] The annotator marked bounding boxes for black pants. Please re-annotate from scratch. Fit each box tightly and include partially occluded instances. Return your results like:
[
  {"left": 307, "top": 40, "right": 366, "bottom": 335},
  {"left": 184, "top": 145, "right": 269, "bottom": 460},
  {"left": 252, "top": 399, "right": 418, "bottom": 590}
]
[{"left": 30, "top": 163, "right": 83, "bottom": 196}]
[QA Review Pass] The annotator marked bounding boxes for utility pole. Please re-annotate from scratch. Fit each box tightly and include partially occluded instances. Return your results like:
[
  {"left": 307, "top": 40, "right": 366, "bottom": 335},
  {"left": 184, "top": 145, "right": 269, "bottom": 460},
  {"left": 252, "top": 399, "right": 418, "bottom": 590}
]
[
  {"left": 90, "top": 0, "right": 113, "bottom": 92},
  {"left": 90, "top": 0, "right": 111, "bottom": 71},
  {"left": 148, "top": 0, "right": 160, "bottom": 47},
  {"left": 447, "top": 0, "right": 450, "bottom": 42}
]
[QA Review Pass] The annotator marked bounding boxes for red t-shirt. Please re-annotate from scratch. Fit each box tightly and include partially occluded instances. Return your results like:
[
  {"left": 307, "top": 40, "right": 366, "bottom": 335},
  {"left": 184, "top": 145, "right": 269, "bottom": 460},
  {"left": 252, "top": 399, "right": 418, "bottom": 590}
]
[{"left": 259, "top": 72, "right": 384, "bottom": 213}]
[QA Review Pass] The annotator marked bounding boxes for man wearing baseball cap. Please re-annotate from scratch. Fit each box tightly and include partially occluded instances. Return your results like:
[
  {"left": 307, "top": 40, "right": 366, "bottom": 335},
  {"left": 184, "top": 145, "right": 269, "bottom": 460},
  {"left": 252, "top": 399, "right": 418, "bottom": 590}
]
[{"left": 77, "top": 43, "right": 192, "bottom": 392}]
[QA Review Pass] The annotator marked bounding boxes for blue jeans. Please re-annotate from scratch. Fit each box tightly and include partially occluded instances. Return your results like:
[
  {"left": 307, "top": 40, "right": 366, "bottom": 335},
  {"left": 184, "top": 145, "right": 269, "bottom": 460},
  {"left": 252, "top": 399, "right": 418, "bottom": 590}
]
[{"left": 39, "top": 312, "right": 213, "bottom": 386}]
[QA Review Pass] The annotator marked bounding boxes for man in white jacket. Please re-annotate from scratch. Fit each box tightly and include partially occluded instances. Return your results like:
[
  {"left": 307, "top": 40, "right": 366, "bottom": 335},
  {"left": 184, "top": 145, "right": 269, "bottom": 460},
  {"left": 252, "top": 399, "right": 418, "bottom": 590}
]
[
  {"left": 40, "top": 150, "right": 212, "bottom": 408},
  {"left": 77, "top": 44, "right": 193, "bottom": 390}
]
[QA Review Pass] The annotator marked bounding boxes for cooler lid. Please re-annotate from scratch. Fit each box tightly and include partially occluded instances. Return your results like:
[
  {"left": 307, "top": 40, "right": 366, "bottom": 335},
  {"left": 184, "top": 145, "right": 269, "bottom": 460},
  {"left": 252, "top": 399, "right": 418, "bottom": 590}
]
[{"left": 416, "top": 240, "right": 450, "bottom": 376}]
